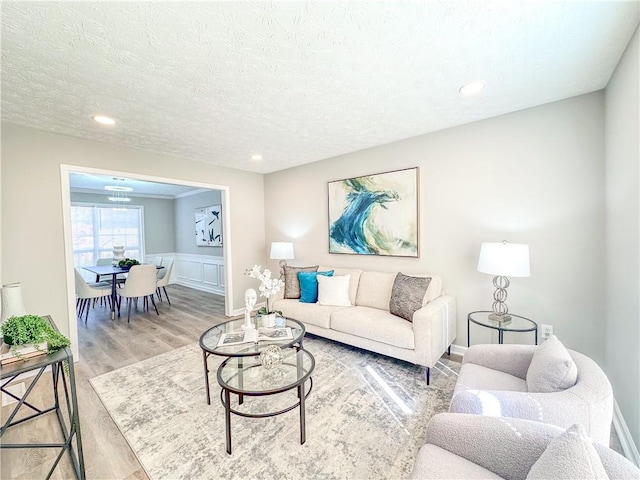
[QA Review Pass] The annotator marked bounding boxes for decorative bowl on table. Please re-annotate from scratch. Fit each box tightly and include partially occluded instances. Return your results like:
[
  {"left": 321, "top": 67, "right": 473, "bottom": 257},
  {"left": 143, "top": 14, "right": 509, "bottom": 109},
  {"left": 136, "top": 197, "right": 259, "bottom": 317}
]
[{"left": 117, "top": 258, "right": 140, "bottom": 269}]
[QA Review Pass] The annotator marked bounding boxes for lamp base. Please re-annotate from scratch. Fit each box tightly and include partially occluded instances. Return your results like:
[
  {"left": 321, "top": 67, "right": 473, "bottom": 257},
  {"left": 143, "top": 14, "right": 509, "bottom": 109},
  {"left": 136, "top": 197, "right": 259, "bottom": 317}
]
[{"left": 488, "top": 313, "right": 512, "bottom": 324}]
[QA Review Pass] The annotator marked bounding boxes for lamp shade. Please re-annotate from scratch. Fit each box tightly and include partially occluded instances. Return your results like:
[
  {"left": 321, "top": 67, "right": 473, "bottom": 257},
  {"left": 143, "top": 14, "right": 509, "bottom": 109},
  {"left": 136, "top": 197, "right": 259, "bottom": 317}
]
[
  {"left": 270, "top": 242, "right": 294, "bottom": 260},
  {"left": 477, "top": 242, "right": 530, "bottom": 277}
]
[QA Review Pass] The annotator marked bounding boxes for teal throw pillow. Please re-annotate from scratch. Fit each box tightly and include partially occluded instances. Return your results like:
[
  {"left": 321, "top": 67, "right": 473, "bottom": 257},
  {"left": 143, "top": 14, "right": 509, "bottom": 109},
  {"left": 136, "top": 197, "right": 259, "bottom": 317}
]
[{"left": 298, "top": 270, "right": 334, "bottom": 303}]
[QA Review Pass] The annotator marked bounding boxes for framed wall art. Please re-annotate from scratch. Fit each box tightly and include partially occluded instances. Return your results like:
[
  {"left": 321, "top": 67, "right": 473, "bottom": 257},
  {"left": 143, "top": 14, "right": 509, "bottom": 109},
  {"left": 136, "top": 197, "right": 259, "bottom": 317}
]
[
  {"left": 195, "top": 204, "right": 223, "bottom": 247},
  {"left": 328, "top": 167, "right": 419, "bottom": 257}
]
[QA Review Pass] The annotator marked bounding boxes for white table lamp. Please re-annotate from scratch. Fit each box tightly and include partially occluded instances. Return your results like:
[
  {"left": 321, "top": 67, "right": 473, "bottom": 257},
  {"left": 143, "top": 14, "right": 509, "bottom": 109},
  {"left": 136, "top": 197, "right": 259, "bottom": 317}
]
[
  {"left": 477, "top": 241, "right": 530, "bottom": 322},
  {"left": 270, "top": 241, "right": 294, "bottom": 277}
]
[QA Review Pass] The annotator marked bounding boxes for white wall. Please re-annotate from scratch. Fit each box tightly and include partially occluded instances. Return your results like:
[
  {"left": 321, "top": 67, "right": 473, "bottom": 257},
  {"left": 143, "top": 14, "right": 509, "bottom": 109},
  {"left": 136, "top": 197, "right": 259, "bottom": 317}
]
[
  {"left": 1, "top": 123, "right": 266, "bottom": 343},
  {"left": 265, "top": 93, "right": 606, "bottom": 360},
  {"left": 605, "top": 25, "right": 640, "bottom": 451},
  {"left": 70, "top": 192, "right": 177, "bottom": 254}
]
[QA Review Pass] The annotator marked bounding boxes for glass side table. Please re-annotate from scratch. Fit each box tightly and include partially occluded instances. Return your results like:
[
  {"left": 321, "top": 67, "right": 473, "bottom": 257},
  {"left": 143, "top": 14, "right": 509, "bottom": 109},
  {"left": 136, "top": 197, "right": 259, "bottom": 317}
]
[{"left": 467, "top": 310, "right": 538, "bottom": 347}]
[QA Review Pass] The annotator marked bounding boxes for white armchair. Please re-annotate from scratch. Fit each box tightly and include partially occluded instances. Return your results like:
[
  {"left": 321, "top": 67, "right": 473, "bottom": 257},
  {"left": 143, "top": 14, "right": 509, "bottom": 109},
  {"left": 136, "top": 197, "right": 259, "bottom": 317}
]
[
  {"left": 449, "top": 342, "right": 614, "bottom": 445},
  {"left": 412, "top": 413, "right": 639, "bottom": 480}
]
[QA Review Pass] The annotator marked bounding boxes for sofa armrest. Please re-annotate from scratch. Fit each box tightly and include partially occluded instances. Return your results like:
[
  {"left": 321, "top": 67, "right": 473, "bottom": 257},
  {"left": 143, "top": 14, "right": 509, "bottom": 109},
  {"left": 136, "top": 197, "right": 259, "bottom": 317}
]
[
  {"left": 462, "top": 344, "right": 537, "bottom": 380},
  {"left": 412, "top": 295, "right": 456, "bottom": 368},
  {"left": 424, "top": 413, "right": 562, "bottom": 480}
]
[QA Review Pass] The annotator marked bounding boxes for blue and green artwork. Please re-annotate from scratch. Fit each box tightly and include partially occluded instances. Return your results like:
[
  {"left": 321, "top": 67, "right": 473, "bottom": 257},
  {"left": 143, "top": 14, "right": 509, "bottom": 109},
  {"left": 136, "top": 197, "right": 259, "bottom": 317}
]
[{"left": 328, "top": 167, "right": 418, "bottom": 257}]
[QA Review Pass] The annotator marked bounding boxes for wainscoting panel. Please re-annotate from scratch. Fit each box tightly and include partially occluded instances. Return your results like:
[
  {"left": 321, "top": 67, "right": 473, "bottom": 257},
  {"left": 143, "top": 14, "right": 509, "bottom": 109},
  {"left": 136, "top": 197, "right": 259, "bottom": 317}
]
[{"left": 146, "top": 252, "right": 224, "bottom": 295}]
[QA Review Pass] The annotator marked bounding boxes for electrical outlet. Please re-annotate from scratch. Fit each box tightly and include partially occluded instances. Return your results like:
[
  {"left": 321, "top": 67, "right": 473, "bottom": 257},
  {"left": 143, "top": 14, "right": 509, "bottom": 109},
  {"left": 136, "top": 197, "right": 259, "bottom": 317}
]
[{"left": 541, "top": 324, "right": 553, "bottom": 339}]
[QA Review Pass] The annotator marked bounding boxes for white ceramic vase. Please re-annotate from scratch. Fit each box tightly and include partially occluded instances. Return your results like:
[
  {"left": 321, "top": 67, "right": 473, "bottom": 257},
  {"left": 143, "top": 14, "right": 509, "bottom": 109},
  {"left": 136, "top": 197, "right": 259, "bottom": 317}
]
[
  {"left": 112, "top": 245, "right": 125, "bottom": 265},
  {"left": 1, "top": 282, "right": 27, "bottom": 325}
]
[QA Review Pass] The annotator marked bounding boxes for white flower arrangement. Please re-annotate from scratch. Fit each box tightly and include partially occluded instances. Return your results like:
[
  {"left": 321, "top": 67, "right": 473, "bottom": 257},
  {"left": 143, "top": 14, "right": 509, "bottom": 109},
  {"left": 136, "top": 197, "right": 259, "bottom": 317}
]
[{"left": 246, "top": 265, "right": 284, "bottom": 314}]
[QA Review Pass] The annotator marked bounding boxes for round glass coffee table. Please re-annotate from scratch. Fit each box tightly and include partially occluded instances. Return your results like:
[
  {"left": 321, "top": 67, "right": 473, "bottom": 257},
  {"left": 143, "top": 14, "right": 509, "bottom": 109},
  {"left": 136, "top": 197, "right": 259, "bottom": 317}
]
[
  {"left": 199, "top": 316, "right": 305, "bottom": 405},
  {"left": 217, "top": 346, "right": 315, "bottom": 454}
]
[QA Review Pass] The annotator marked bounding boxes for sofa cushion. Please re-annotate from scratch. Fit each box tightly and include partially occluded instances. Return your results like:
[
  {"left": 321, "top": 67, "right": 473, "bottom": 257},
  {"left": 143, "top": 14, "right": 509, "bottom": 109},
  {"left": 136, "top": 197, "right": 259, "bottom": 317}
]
[
  {"left": 355, "top": 271, "right": 397, "bottom": 309},
  {"left": 331, "top": 306, "right": 415, "bottom": 349},
  {"left": 271, "top": 298, "right": 349, "bottom": 329},
  {"left": 298, "top": 270, "right": 333, "bottom": 303},
  {"left": 319, "top": 266, "right": 362, "bottom": 305},
  {"left": 526, "top": 335, "right": 578, "bottom": 393},
  {"left": 454, "top": 363, "right": 528, "bottom": 398},
  {"left": 356, "top": 271, "right": 442, "bottom": 310},
  {"left": 317, "top": 275, "right": 352, "bottom": 306},
  {"left": 412, "top": 444, "right": 503, "bottom": 480},
  {"left": 389, "top": 273, "right": 432, "bottom": 322},
  {"left": 527, "top": 424, "right": 608, "bottom": 480},
  {"left": 283, "top": 265, "right": 319, "bottom": 299}
]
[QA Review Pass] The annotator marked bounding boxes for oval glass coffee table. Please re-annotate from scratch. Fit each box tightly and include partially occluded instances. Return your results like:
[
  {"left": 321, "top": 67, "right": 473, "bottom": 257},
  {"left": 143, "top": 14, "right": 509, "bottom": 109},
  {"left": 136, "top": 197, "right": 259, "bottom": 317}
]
[
  {"left": 217, "top": 346, "right": 315, "bottom": 454},
  {"left": 467, "top": 310, "right": 538, "bottom": 346},
  {"left": 199, "top": 316, "right": 305, "bottom": 405}
]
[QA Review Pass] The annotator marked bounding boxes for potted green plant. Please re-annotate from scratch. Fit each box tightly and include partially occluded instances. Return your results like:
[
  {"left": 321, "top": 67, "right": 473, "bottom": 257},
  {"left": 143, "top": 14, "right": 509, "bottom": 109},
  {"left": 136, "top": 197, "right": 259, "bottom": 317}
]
[
  {"left": 118, "top": 258, "right": 140, "bottom": 268},
  {"left": 1, "top": 314, "right": 71, "bottom": 362}
]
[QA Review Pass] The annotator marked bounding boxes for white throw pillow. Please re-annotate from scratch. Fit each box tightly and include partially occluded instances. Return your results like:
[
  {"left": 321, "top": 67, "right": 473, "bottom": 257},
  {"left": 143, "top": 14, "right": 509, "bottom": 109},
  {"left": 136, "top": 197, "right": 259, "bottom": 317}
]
[
  {"left": 317, "top": 275, "right": 352, "bottom": 306},
  {"left": 527, "top": 424, "right": 608, "bottom": 480},
  {"left": 526, "top": 335, "right": 578, "bottom": 393}
]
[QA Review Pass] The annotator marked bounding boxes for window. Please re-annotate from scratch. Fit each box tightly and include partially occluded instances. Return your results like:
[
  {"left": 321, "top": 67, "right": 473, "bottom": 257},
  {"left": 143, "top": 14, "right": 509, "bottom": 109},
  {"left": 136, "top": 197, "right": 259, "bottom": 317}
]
[{"left": 71, "top": 203, "right": 144, "bottom": 279}]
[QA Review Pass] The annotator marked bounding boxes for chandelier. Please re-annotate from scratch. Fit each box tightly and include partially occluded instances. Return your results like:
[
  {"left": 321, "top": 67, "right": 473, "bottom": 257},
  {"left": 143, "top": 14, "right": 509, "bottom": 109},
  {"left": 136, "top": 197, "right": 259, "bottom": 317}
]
[{"left": 104, "top": 178, "right": 132, "bottom": 210}]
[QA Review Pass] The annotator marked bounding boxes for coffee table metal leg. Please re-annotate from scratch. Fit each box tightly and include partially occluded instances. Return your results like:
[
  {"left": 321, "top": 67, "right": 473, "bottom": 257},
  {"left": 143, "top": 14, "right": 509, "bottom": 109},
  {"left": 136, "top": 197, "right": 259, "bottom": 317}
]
[
  {"left": 299, "top": 381, "right": 306, "bottom": 445},
  {"left": 203, "top": 350, "right": 210, "bottom": 405},
  {"left": 238, "top": 357, "right": 244, "bottom": 405},
  {"left": 225, "top": 388, "right": 232, "bottom": 454}
]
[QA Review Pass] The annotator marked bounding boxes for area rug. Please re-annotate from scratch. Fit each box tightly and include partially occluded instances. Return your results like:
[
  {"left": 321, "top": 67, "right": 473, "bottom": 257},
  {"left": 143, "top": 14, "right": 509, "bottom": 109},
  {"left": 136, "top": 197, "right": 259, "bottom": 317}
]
[{"left": 90, "top": 335, "right": 459, "bottom": 479}]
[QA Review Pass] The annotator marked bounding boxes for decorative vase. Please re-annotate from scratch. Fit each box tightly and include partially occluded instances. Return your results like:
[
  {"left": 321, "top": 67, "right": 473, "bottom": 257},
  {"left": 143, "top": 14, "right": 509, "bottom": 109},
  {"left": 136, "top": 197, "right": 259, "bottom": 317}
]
[
  {"left": 112, "top": 246, "right": 125, "bottom": 265},
  {"left": 1, "top": 282, "right": 27, "bottom": 326},
  {"left": 260, "top": 313, "right": 276, "bottom": 328}
]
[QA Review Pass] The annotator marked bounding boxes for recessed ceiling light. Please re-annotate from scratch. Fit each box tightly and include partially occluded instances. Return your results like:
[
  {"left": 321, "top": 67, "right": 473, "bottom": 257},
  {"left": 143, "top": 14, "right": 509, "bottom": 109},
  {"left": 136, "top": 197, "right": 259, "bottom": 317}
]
[
  {"left": 92, "top": 115, "right": 116, "bottom": 126},
  {"left": 251, "top": 154, "right": 263, "bottom": 161},
  {"left": 459, "top": 81, "right": 485, "bottom": 96}
]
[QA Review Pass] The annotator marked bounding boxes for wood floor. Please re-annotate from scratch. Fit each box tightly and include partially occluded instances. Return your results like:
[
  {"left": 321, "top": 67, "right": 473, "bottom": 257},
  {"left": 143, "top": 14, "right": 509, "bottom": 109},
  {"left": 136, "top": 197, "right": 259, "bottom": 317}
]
[{"left": 1, "top": 284, "right": 229, "bottom": 480}]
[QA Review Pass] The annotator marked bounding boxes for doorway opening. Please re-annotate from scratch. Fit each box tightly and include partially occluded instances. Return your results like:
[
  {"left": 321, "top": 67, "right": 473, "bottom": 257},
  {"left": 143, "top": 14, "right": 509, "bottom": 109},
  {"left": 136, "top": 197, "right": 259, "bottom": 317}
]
[{"left": 60, "top": 164, "right": 233, "bottom": 360}]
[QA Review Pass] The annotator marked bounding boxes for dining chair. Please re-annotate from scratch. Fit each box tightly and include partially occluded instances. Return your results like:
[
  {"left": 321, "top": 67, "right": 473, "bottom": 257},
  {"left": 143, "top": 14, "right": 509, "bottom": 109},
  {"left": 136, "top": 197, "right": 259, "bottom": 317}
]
[
  {"left": 95, "top": 257, "right": 114, "bottom": 283},
  {"left": 96, "top": 256, "right": 127, "bottom": 287},
  {"left": 156, "top": 259, "right": 174, "bottom": 304},
  {"left": 152, "top": 256, "right": 164, "bottom": 267},
  {"left": 117, "top": 264, "right": 159, "bottom": 322},
  {"left": 74, "top": 268, "right": 112, "bottom": 324}
]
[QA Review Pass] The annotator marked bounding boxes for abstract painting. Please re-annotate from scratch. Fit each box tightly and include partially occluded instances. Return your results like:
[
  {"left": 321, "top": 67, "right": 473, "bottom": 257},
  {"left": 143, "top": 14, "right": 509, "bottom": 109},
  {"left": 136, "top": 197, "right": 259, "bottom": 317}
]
[
  {"left": 195, "top": 204, "right": 222, "bottom": 247},
  {"left": 328, "top": 167, "right": 419, "bottom": 256}
]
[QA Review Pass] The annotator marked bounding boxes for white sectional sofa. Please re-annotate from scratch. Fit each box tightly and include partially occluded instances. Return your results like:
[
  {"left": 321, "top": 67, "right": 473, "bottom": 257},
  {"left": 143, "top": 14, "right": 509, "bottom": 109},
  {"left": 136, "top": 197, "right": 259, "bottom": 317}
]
[{"left": 272, "top": 266, "right": 456, "bottom": 384}]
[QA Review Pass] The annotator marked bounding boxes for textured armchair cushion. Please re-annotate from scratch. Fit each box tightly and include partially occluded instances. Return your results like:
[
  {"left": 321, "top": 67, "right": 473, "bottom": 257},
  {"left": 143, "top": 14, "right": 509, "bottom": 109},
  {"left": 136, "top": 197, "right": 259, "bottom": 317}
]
[
  {"left": 527, "top": 424, "right": 608, "bottom": 480},
  {"left": 283, "top": 265, "right": 318, "bottom": 299},
  {"left": 389, "top": 273, "right": 432, "bottom": 322},
  {"left": 526, "top": 335, "right": 578, "bottom": 393}
]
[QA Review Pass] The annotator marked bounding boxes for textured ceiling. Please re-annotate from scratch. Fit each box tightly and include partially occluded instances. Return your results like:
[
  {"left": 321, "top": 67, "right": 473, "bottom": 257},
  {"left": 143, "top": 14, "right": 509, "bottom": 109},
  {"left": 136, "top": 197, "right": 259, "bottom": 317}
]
[{"left": 2, "top": 1, "right": 638, "bottom": 174}]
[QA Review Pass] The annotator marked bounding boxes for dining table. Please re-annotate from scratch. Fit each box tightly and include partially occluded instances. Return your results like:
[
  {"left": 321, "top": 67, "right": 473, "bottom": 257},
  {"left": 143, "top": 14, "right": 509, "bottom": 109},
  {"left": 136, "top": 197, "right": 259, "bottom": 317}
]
[{"left": 82, "top": 264, "right": 164, "bottom": 319}]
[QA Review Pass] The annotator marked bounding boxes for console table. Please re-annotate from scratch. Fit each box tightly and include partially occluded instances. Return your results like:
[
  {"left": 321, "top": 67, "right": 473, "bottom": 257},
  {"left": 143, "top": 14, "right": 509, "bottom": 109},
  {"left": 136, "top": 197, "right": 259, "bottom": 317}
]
[{"left": 0, "top": 316, "right": 85, "bottom": 479}]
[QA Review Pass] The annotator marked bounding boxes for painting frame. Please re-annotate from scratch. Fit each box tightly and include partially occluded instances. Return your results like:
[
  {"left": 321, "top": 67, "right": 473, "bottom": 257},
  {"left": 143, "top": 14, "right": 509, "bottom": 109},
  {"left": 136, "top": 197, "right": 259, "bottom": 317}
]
[
  {"left": 327, "top": 167, "right": 419, "bottom": 257},
  {"left": 195, "top": 204, "right": 223, "bottom": 247}
]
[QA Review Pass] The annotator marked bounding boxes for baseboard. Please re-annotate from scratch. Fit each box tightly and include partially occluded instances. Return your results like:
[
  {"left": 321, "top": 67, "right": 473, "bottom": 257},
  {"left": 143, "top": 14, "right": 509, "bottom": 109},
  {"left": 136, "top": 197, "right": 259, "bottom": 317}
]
[
  {"left": 613, "top": 399, "right": 640, "bottom": 466},
  {"left": 174, "top": 279, "right": 224, "bottom": 296},
  {"left": 449, "top": 343, "right": 467, "bottom": 357}
]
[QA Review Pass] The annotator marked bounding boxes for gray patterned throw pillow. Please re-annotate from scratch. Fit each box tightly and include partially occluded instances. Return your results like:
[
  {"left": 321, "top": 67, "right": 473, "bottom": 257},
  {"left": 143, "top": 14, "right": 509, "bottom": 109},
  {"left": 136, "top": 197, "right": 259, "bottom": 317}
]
[
  {"left": 389, "top": 273, "right": 432, "bottom": 322},
  {"left": 284, "top": 265, "right": 319, "bottom": 299}
]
